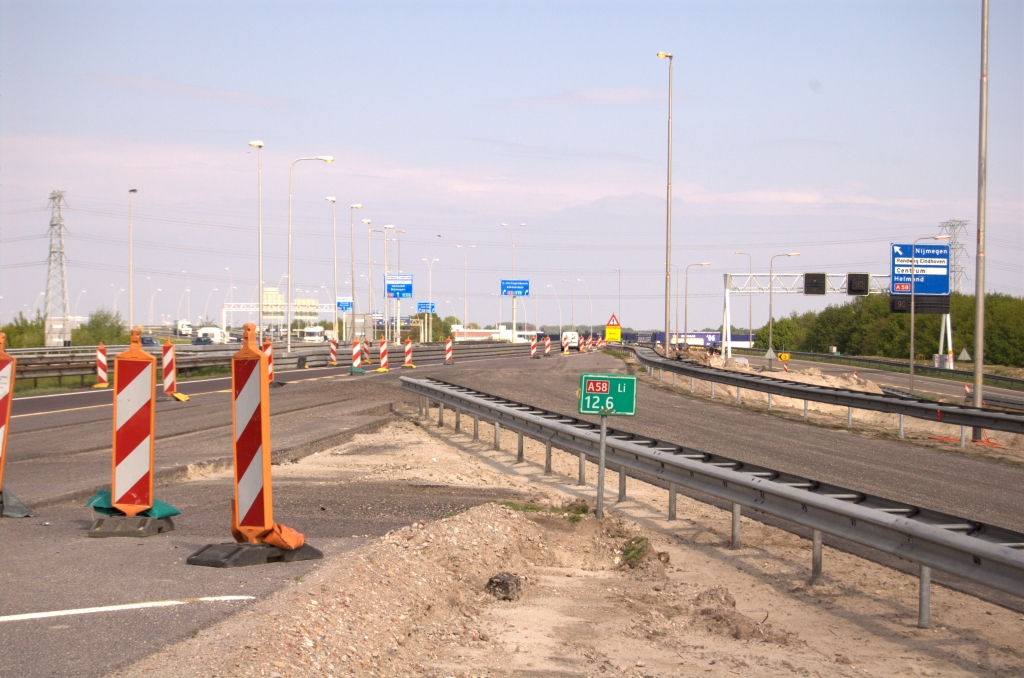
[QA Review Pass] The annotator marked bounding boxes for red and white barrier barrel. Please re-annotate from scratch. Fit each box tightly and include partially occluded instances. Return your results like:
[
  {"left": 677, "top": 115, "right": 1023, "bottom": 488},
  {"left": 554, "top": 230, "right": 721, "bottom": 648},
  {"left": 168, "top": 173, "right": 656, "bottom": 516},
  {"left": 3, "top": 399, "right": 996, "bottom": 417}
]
[
  {"left": 329, "top": 339, "right": 338, "bottom": 365},
  {"left": 352, "top": 338, "right": 362, "bottom": 369},
  {"left": 445, "top": 337, "right": 454, "bottom": 364},
  {"left": 162, "top": 338, "right": 176, "bottom": 395},
  {"left": 94, "top": 343, "right": 109, "bottom": 388},
  {"left": 561, "top": 334, "right": 569, "bottom": 354},
  {"left": 544, "top": 335, "right": 551, "bottom": 356},
  {"left": 402, "top": 338, "right": 416, "bottom": 368},
  {"left": 232, "top": 324, "right": 274, "bottom": 541},
  {"left": 0, "top": 334, "right": 15, "bottom": 494},
  {"left": 375, "top": 337, "right": 389, "bottom": 372},
  {"left": 262, "top": 341, "right": 274, "bottom": 382},
  {"left": 111, "top": 329, "right": 157, "bottom": 517},
  {"left": 362, "top": 338, "right": 372, "bottom": 365},
  {"left": 530, "top": 335, "right": 537, "bottom": 358}
]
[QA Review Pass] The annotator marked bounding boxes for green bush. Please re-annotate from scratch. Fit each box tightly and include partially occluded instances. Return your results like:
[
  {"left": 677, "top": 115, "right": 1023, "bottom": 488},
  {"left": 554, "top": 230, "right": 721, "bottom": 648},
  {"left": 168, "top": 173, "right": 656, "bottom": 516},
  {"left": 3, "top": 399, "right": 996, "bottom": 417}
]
[
  {"left": 72, "top": 309, "right": 129, "bottom": 346},
  {"left": 1, "top": 313, "right": 45, "bottom": 348}
]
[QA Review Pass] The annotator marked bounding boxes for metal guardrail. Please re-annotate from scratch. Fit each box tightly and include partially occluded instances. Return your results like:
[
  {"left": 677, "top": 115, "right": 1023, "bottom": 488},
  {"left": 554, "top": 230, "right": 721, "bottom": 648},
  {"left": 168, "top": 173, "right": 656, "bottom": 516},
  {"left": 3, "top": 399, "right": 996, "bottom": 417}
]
[
  {"left": 621, "top": 346, "right": 1024, "bottom": 436},
  {"left": 400, "top": 376, "right": 1024, "bottom": 625},
  {"left": 731, "top": 347, "right": 1024, "bottom": 393},
  {"left": 12, "top": 341, "right": 533, "bottom": 385}
]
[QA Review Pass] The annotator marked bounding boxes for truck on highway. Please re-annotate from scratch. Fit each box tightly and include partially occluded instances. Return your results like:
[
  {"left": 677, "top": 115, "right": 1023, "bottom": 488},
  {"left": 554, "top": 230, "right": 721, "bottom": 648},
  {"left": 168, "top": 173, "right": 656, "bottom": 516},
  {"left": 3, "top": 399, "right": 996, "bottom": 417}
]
[
  {"left": 175, "top": 320, "right": 193, "bottom": 337},
  {"left": 195, "top": 326, "right": 228, "bottom": 344},
  {"left": 561, "top": 331, "right": 580, "bottom": 350},
  {"left": 302, "top": 326, "right": 325, "bottom": 343}
]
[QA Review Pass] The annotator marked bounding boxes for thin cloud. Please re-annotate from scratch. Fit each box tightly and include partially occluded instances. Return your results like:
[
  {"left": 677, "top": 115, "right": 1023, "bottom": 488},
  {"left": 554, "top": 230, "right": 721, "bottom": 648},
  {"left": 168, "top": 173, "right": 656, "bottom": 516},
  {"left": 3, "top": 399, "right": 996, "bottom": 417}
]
[{"left": 78, "top": 74, "right": 294, "bottom": 109}]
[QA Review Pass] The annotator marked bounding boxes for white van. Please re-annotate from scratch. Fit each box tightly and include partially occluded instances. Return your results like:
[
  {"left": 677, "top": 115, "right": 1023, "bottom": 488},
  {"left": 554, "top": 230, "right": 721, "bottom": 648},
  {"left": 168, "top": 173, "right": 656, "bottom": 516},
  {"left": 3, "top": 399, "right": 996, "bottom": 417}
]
[
  {"left": 561, "top": 331, "right": 580, "bottom": 350},
  {"left": 196, "top": 326, "right": 227, "bottom": 344},
  {"left": 302, "top": 326, "right": 325, "bottom": 343}
]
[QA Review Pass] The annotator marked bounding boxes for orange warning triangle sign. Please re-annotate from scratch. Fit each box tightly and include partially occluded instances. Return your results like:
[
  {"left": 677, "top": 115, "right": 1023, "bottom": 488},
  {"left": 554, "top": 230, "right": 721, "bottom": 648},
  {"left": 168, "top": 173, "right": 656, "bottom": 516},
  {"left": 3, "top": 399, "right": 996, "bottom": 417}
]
[{"left": 606, "top": 314, "right": 620, "bottom": 327}]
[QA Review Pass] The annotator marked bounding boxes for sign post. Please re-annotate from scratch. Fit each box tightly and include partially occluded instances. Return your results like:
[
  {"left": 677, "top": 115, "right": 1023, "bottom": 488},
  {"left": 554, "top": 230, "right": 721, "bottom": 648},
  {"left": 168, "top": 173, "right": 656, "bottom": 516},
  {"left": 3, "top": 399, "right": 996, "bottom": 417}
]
[
  {"left": 605, "top": 314, "right": 622, "bottom": 343},
  {"left": 578, "top": 373, "right": 637, "bottom": 519}
]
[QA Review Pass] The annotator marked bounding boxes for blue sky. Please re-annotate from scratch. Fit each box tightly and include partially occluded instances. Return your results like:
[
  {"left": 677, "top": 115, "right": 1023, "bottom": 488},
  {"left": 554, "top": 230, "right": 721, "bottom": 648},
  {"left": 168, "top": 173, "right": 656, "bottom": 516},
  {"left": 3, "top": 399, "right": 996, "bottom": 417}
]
[{"left": 2, "top": 0, "right": 1021, "bottom": 331}]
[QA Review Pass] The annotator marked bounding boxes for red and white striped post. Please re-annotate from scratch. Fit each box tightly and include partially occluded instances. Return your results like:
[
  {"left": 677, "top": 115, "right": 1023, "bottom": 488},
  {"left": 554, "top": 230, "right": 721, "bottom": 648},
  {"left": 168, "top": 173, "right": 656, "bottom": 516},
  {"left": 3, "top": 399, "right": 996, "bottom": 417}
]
[
  {"left": 0, "top": 334, "right": 15, "bottom": 498},
  {"left": 329, "top": 339, "right": 338, "bottom": 366},
  {"left": 530, "top": 335, "right": 538, "bottom": 358},
  {"left": 111, "top": 329, "right": 157, "bottom": 517},
  {"left": 544, "top": 335, "right": 551, "bottom": 356},
  {"left": 94, "top": 343, "right": 109, "bottom": 388},
  {"left": 562, "top": 334, "right": 570, "bottom": 355},
  {"left": 262, "top": 341, "right": 275, "bottom": 382},
  {"left": 350, "top": 337, "right": 365, "bottom": 375},
  {"left": 580, "top": 335, "right": 587, "bottom": 353},
  {"left": 402, "top": 338, "right": 416, "bottom": 368},
  {"left": 231, "top": 324, "right": 274, "bottom": 542},
  {"left": 362, "top": 338, "right": 373, "bottom": 366},
  {"left": 161, "top": 337, "right": 176, "bottom": 395},
  {"left": 445, "top": 337, "right": 454, "bottom": 364},
  {"left": 375, "top": 337, "right": 389, "bottom": 372}
]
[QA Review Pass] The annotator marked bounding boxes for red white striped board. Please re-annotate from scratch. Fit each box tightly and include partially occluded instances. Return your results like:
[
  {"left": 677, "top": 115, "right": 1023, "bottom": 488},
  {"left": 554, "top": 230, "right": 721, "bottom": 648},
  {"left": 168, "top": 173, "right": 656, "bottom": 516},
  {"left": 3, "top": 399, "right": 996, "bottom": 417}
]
[
  {"left": 351, "top": 338, "right": 362, "bottom": 369},
  {"left": 262, "top": 341, "right": 274, "bottom": 382},
  {"left": 375, "top": 337, "right": 389, "bottom": 372},
  {"left": 329, "top": 339, "right": 338, "bottom": 365},
  {"left": 544, "top": 335, "right": 551, "bottom": 356},
  {"left": 111, "top": 329, "right": 157, "bottom": 517},
  {"left": 162, "top": 338, "right": 176, "bottom": 395},
  {"left": 232, "top": 324, "right": 273, "bottom": 542},
  {"left": 445, "top": 337, "right": 454, "bottom": 364},
  {"left": 95, "top": 343, "right": 108, "bottom": 388},
  {"left": 0, "top": 334, "right": 15, "bottom": 493}
]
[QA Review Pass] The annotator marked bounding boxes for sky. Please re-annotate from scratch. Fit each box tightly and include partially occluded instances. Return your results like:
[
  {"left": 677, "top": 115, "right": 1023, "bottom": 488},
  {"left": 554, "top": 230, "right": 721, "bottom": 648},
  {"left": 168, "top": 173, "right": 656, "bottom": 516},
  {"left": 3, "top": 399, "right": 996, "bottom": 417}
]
[{"left": 1, "top": 0, "right": 1021, "bottom": 333}]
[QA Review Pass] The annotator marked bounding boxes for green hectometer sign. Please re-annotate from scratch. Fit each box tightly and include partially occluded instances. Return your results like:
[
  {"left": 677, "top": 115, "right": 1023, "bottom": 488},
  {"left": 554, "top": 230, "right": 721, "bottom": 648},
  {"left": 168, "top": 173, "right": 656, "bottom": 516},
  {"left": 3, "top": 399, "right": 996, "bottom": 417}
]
[{"left": 578, "top": 373, "right": 637, "bottom": 416}]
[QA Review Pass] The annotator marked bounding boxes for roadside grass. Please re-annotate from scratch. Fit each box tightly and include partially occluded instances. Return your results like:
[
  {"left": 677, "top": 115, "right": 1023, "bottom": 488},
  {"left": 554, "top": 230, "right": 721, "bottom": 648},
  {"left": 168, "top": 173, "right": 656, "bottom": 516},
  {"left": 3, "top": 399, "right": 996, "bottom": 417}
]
[{"left": 500, "top": 500, "right": 589, "bottom": 523}]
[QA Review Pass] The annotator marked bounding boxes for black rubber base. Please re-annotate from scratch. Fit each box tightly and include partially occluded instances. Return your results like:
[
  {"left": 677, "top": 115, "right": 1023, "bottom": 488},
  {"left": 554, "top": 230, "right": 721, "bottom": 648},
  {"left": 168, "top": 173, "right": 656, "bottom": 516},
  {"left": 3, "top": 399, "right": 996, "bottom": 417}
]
[
  {"left": 0, "top": 488, "right": 36, "bottom": 518},
  {"left": 88, "top": 515, "right": 175, "bottom": 537},
  {"left": 269, "top": 380, "right": 286, "bottom": 388},
  {"left": 186, "top": 542, "right": 324, "bottom": 568}
]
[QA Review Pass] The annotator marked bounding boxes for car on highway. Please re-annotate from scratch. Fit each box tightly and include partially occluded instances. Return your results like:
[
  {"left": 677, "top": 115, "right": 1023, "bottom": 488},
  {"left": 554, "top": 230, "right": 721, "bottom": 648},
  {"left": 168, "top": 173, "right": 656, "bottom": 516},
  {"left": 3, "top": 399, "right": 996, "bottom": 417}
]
[
  {"left": 140, "top": 335, "right": 159, "bottom": 347},
  {"left": 707, "top": 340, "right": 722, "bottom": 355},
  {"left": 192, "top": 336, "right": 214, "bottom": 346}
]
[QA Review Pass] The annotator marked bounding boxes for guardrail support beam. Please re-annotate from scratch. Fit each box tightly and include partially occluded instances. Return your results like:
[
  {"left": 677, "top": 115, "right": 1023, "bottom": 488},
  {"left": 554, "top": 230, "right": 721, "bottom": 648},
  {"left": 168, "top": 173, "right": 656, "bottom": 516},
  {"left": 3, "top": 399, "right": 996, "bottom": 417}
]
[
  {"left": 438, "top": 402, "right": 445, "bottom": 428},
  {"left": 803, "top": 400, "right": 808, "bottom": 419},
  {"left": 517, "top": 432, "right": 524, "bottom": 463},
  {"left": 618, "top": 467, "right": 626, "bottom": 502},
  {"left": 918, "top": 565, "right": 932, "bottom": 629},
  {"left": 767, "top": 392, "right": 772, "bottom": 410},
  {"left": 899, "top": 414, "right": 905, "bottom": 438},
  {"left": 578, "top": 452, "right": 586, "bottom": 485},
  {"left": 672, "top": 372, "right": 676, "bottom": 387},
  {"left": 455, "top": 410, "right": 460, "bottom": 433},
  {"left": 544, "top": 441, "right": 552, "bottom": 475},
  {"left": 493, "top": 422, "right": 501, "bottom": 450},
  {"left": 731, "top": 503, "right": 741, "bottom": 549},
  {"left": 473, "top": 415, "right": 479, "bottom": 440},
  {"left": 668, "top": 485, "right": 677, "bottom": 520},
  {"left": 690, "top": 376, "right": 694, "bottom": 393},
  {"left": 847, "top": 407, "right": 853, "bottom": 429},
  {"left": 960, "top": 426, "right": 966, "bottom": 448},
  {"left": 711, "top": 382, "right": 716, "bottom": 399},
  {"left": 811, "top": 529, "right": 823, "bottom": 582},
  {"left": 737, "top": 387, "right": 742, "bottom": 404}
]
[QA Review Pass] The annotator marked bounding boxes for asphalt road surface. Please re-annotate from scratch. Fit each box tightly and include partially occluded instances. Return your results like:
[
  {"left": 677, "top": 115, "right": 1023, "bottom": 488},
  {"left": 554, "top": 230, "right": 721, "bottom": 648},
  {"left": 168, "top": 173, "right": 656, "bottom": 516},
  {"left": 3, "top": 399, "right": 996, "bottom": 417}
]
[{"left": 3, "top": 349, "right": 1023, "bottom": 677}]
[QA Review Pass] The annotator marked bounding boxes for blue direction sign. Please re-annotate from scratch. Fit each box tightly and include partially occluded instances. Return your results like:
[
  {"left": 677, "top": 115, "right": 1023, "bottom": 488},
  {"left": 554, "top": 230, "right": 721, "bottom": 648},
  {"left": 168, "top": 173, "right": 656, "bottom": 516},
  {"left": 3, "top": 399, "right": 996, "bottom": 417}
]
[
  {"left": 336, "top": 296, "right": 353, "bottom": 311},
  {"left": 417, "top": 302, "right": 435, "bottom": 313},
  {"left": 500, "top": 279, "right": 530, "bottom": 296},
  {"left": 385, "top": 274, "right": 413, "bottom": 299},
  {"left": 890, "top": 243, "right": 950, "bottom": 295}
]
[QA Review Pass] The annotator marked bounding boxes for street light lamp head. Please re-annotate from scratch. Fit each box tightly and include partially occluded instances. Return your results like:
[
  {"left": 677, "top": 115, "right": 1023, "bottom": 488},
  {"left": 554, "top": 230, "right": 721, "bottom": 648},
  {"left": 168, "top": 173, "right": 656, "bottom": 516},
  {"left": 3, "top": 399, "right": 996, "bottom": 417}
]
[
  {"left": 657, "top": 51, "right": 673, "bottom": 59},
  {"left": 326, "top": 197, "right": 336, "bottom": 203},
  {"left": 362, "top": 219, "right": 371, "bottom": 225},
  {"left": 317, "top": 156, "right": 334, "bottom": 163},
  {"left": 935, "top": 235, "right": 951, "bottom": 241},
  {"left": 129, "top": 189, "right": 137, "bottom": 194},
  {"left": 249, "top": 140, "right": 263, "bottom": 149},
  {"left": 699, "top": 262, "right": 711, "bottom": 267},
  {"left": 787, "top": 252, "right": 800, "bottom": 257},
  {"left": 350, "top": 204, "right": 363, "bottom": 209}
]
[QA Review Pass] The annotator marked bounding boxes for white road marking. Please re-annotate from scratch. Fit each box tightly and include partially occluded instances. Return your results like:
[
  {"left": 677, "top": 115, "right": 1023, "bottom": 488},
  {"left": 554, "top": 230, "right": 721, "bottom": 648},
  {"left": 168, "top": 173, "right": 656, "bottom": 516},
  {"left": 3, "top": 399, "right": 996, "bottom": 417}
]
[{"left": 0, "top": 596, "right": 255, "bottom": 623}]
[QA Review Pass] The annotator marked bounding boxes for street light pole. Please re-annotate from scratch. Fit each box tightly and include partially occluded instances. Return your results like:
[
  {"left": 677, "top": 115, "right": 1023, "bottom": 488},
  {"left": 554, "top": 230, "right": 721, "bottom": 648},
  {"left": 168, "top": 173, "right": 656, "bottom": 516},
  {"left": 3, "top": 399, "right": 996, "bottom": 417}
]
[
  {"left": 768, "top": 252, "right": 800, "bottom": 370},
  {"left": 577, "top": 278, "right": 593, "bottom": 342},
  {"left": 128, "top": 189, "right": 137, "bottom": 328},
  {"left": 349, "top": 204, "right": 363, "bottom": 341},
  {"left": 287, "top": 155, "right": 333, "bottom": 354},
  {"left": 547, "top": 284, "right": 562, "bottom": 338},
  {"left": 614, "top": 268, "right": 621, "bottom": 323},
  {"left": 734, "top": 252, "right": 753, "bottom": 347},
  {"left": 501, "top": 223, "right": 525, "bottom": 342},
  {"left": 909, "top": 234, "right": 951, "bottom": 395},
  {"left": 685, "top": 262, "right": 711, "bottom": 350},
  {"left": 456, "top": 244, "right": 475, "bottom": 338},
  {"left": 364, "top": 219, "right": 373, "bottom": 341},
  {"left": 972, "top": 0, "right": 990, "bottom": 440},
  {"left": 422, "top": 257, "right": 438, "bottom": 341},
  {"left": 562, "top": 279, "right": 575, "bottom": 331},
  {"left": 326, "top": 197, "right": 338, "bottom": 342},
  {"left": 658, "top": 51, "right": 673, "bottom": 356},
  {"left": 249, "top": 141, "right": 264, "bottom": 341}
]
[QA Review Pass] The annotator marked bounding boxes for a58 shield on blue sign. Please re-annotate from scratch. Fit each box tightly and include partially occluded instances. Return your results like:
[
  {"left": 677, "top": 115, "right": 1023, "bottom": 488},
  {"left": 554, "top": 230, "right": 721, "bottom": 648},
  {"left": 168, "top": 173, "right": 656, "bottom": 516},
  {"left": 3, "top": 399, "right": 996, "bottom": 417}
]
[
  {"left": 500, "top": 279, "right": 530, "bottom": 296},
  {"left": 336, "top": 296, "right": 353, "bottom": 311},
  {"left": 890, "top": 243, "right": 950, "bottom": 295},
  {"left": 417, "top": 302, "right": 435, "bottom": 313},
  {"left": 385, "top": 274, "right": 413, "bottom": 299}
]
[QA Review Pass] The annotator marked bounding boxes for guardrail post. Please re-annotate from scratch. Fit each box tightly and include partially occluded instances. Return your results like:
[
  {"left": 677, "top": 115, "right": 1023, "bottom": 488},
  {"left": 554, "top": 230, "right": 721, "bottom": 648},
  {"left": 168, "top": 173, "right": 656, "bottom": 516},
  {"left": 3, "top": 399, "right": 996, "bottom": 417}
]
[
  {"left": 803, "top": 400, "right": 808, "bottom": 419},
  {"left": 711, "top": 382, "right": 716, "bottom": 399},
  {"left": 811, "top": 529, "right": 823, "bottom": 582},
  {"left": 438, "top": 402, "right": 445, "bottom": 428},
  {"left": 517, "top": 432, "right": 524, "bottom": 462},
  {"left": 899, "top": 414, "right": 905, "bottom": 438},
  {"left": 731, "top": 504, "right": 741, "bottom": 549},
  {"left": 690, "top": 376, "right": 694, "bottom": 393},
  {"left": 418, "top": 396, "right": 423, "bottom": 418},
  {"left": 918, "top": 564, "right": 931, "bottom": 629},
  {"left": 736, "top": 387, "right": 742, "bottom": 404},
  {"left": 596, "top": 416, "right": 607, "bottom": 519},
  {"left": 618, "top": 466, "right": 626, "bottom": 502},
  {"left": 659, "top": 368, "right": 663, "bottom": 382},
  {"left": 847, "top": 407, "right": 853, "bottom": 429},
  {"left": 672, "top": 373, "right": 676, "bottom": 387},
  {"left": 544, "top": 441, "right": 552, "bottom": 475},
  {"left": 493, "top": 422, "right": 501, "bottom": 450},
  {"left": 668, "top": 485, "right": 677, "bottom": 520},
  {"left": 473, "top": 415, "right": 479, "bottom": 440},
  {"left": 455, "top": 409, "right": 461, "bottom": 433},
  {"left": 960, "top": 426, "right": 966, "bottom": 447},
  {"left": 767, "top": 392, "right": 772, "bottom": 411},
  {"left": 577, "top": 452, "right": 586, "bottom": 485}
]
